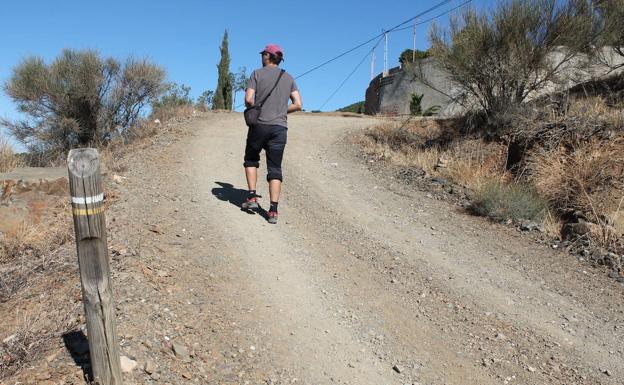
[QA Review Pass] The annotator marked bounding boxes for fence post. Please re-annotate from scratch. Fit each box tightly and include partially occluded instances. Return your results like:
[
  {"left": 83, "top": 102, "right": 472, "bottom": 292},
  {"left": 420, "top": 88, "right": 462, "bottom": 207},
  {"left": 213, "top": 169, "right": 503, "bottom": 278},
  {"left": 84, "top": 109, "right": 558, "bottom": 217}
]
[{"left": 67, "top": 148, "right": 122, "bottom": 385}]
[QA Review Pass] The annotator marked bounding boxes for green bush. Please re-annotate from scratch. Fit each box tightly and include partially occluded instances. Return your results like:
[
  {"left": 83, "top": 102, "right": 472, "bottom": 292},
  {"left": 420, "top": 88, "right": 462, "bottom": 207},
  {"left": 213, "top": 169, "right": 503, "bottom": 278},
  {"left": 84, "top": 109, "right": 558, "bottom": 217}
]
[
  {"left": 470, "top": 180, "right": 546, "bottom": 222},
  {"left": 410, "top": 93, "right": 440, "bottom": 116},
  {"left": 2, "top": 49, "right": 166, "bottom": 159},
  {"left": 152, "top": 82, "right": 193, "bottom": 109}
]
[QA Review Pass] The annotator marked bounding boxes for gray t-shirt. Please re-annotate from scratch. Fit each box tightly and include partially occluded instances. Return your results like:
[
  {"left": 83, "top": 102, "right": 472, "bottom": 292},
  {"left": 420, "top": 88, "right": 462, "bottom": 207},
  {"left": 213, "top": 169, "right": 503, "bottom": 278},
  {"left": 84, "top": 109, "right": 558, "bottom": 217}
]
[{"left": 247, "top": 66, "right": 298, "bottom": 128}]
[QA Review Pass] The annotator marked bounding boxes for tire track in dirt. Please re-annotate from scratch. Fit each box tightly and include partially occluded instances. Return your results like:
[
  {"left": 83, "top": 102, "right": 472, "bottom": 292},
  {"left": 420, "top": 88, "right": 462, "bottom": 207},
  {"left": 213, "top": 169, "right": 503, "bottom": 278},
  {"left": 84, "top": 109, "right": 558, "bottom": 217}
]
[{"left": 108, "top": 113, "right": 622, "bottom": 385}]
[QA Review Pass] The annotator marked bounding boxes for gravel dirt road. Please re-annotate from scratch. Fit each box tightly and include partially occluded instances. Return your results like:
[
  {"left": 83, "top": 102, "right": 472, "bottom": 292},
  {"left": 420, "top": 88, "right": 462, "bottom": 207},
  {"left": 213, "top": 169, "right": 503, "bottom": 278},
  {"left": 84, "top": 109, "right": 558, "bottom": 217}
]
[{"left": 105, "top": 113, "right": 623, "bottom": 385}]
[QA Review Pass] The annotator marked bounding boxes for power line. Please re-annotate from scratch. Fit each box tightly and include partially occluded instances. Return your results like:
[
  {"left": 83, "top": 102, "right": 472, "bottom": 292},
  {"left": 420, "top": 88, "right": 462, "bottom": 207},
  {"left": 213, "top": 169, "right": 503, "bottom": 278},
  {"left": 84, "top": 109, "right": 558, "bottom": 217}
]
[
  {"left": 317, "top": 0, "right": 473, "bottom": 111},
  {"left": 319, "top": 37, "right": 384, "bottom": 111},
  {"left": 390, "top": 0, "right": 472, "bottom": 33},
  {"left": 294, "top": 0, "right": 455, "bottom": 80},
  {"left": 234, "top": 0, "right": 471, "bottom": 111}
]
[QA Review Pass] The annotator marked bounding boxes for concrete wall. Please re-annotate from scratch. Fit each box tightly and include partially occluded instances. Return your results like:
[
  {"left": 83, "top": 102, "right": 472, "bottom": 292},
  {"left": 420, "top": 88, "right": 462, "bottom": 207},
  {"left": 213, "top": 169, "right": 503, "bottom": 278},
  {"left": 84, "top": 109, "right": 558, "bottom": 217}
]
[
  {"left": 365, "top": 58, "right": 464, "bottom": 117},
  {"left": 365, "top": 48, "right": 624, "bottom": 117}
]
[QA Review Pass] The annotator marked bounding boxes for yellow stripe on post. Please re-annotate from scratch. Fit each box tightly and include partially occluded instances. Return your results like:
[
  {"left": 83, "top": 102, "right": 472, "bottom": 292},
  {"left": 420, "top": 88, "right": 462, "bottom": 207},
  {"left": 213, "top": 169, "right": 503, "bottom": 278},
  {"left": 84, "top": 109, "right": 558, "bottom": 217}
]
[{"left": 72, "top": 206, "right": 106, "bottom": 216}]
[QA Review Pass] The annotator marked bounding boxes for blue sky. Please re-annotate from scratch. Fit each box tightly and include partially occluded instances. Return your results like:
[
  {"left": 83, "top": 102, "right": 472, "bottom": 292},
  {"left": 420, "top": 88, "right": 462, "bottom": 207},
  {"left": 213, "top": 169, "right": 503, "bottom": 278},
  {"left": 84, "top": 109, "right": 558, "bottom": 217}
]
[{"left": 0, "top": 0, "right": 495, "bottom": 148}]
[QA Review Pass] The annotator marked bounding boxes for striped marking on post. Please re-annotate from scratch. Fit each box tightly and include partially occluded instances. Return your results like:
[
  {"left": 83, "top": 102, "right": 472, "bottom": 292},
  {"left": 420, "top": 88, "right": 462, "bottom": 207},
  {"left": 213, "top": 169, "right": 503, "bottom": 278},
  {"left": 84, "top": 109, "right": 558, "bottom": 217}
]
[
  {"left": 71, "top": 193, "right": 105, "bottom": 216},
  {"left": 72, "top": 206, "right": 106, "bottom": 216},
  {"left": 71, "top": 193, "right": 104, "bottom": 205}
]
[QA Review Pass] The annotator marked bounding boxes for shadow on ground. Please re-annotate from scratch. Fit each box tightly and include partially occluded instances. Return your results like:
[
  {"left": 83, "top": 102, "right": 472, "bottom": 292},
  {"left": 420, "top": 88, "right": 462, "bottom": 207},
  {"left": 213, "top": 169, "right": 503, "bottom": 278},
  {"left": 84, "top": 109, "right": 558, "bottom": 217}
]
[
  {"left": 212, "top": 182, "right": 268, "bottom": 220},
  {"left": 62, "top": 330, "right": 92, "bottom": 381}
]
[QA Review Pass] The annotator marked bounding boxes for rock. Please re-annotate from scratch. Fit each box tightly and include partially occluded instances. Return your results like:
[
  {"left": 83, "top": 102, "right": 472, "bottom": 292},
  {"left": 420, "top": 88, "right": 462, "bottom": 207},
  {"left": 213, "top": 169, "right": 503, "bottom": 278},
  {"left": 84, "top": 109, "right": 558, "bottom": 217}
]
[
  {"left": 2, "top": 334, "right": 16, "bottom": 344},
  {"left": 45, "top": 350, "right": 61, "bottom": 363},
  {"left": 561, "top": 222, "right": 591, "bottom": 240},
  {"left": 120, "top": 355, "right": 137, "bottom": 373},
  {"left": 435, "top": 157, "right": 449, "bottom": 170},
  {"left": 520, "top": 220, "right": 539, "bottom": 232},
  {"left": 528, "top": 366, "right": 536, "bottom": 372},
  {"left": 35, "top": 370, "right": 52, "bottom": 380},
  {"left": 393, "top": 364, "right": 403, "bottom": 373},
  {"left": 172, "top": 342, "right": 191, "bottom": 362},
  {"left": 430, "top": 177, "right": 448, "bottom": 185},
  {"left": 144, "top": 360, "right": 156, "bottom": 374},
  {"left": 112, "top": 174, "right": 125, "bottom": 184}
]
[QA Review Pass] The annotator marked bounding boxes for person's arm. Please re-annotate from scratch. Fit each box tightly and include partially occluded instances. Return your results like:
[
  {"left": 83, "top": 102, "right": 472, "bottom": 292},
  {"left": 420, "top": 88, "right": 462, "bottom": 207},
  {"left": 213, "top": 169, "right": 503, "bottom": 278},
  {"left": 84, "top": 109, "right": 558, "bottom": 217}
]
[
  {"left": 244, "top": 88, "right": 255, "bottom": 107},
  {"left": 288, "top": 90, "right": 302, "bottom": 113}
]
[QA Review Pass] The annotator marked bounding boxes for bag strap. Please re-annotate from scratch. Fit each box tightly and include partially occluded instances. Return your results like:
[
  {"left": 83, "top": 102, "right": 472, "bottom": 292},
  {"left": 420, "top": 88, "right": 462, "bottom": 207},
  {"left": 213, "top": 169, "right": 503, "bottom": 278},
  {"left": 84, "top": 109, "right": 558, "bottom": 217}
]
[{"left": 256, "top": 69, "right": 285, "bottom": 107}]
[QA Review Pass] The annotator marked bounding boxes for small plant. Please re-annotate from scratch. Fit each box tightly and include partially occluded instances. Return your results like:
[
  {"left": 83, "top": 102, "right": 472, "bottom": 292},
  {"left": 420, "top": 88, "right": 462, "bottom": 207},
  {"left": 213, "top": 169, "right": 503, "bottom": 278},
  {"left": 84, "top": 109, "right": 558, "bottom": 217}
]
[
  {"left": 470, "top": 180, "right": 546, "bottom": 222},
  {"left": 410, "top": 93, "right": 440, "bottom": 116}
]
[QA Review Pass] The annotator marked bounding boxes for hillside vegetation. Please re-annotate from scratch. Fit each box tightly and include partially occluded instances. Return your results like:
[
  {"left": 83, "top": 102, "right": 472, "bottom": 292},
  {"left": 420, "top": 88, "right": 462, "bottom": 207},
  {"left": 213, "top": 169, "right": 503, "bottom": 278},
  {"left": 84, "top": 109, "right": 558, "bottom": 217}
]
[{"left": 360, "top": 0, "right": 624, "bottom": 273}]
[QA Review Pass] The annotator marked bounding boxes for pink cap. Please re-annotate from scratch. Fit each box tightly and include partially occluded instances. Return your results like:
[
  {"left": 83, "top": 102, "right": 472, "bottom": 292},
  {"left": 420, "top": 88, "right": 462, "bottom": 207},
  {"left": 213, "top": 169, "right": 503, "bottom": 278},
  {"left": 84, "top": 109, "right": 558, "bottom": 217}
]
[{"left": 260, "top": 44, "right": 284, "bottom": 57}]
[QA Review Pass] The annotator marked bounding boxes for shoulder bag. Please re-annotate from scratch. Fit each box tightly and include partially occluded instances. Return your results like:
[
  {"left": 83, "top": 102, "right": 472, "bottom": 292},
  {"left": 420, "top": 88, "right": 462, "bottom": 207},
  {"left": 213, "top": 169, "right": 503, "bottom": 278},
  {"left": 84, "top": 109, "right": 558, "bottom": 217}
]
[{"left": 244, "top": 69, "right": 285, "bottom": 127}]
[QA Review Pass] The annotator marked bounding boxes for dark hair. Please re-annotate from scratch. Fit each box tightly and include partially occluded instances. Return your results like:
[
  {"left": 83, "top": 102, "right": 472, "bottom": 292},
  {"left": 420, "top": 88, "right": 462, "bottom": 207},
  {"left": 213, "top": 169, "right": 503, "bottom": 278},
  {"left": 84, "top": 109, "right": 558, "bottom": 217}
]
[{"left": 268, "top": 52, "right": 283, "bottom": 65}]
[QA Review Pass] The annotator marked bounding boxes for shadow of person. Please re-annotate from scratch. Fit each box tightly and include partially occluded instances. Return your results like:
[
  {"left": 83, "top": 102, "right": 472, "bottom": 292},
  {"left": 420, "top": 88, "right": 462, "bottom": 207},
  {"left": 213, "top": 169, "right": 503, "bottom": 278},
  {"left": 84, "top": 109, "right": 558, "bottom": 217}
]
[
  {"left": 62, "top": 330, "right": 93, "bottom": 381},
  {"left": 211, "top": 182, "right": 268, "bottom": 219}
]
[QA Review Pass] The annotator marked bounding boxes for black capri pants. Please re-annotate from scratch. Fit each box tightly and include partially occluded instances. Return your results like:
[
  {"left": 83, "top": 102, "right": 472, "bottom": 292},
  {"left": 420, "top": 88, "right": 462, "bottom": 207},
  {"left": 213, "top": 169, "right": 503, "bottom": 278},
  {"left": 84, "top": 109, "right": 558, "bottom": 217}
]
[{"left": 243, "top": 124, "right": 288, "bottom": 182}]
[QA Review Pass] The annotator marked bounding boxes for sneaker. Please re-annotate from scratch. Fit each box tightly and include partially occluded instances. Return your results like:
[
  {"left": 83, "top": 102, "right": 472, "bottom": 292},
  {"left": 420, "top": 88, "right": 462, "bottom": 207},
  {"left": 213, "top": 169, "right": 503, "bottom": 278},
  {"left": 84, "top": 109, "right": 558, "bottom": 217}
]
[
  {"left": 267, "top": 211, "right": 278, "bottom": 224},
  {"left": 241, "top": 197, "right": 259, "bottom": 210}
]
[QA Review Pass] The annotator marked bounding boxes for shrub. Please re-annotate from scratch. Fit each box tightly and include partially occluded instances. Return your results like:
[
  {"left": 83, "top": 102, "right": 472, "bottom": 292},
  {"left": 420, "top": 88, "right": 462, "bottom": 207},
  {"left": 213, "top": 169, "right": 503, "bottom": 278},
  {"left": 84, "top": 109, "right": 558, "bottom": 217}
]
[
  {"left": 470, "top": 180, "right": 546, "bottom": 222},
  {"left": 152, "top": 82, "right": 193, "bottom": 110},
  {"left": 399, "top": 49, "right": 431, "bottom": 65},
  {"left": 528, "top": 138, "right": 624, "bottom": 221},
  {"left": 1, "top": 49, "right": 166, "bottom": 162},
  {"left": 428, "top": 0, "right": 594, "bottom": 118}
]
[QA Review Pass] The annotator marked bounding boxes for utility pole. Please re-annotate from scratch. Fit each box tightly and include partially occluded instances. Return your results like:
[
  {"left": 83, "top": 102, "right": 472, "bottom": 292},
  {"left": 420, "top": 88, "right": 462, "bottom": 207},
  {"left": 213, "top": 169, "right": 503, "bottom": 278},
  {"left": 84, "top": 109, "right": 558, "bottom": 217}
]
[
  {"left": 370, "top": 49, "right": 376, "bottom": 80},
  {"left": 383, "top": 30, "right": 388, "bottom": 77},
  {"left": 412, "top": 19, "right": 417, "bottom": 62}
]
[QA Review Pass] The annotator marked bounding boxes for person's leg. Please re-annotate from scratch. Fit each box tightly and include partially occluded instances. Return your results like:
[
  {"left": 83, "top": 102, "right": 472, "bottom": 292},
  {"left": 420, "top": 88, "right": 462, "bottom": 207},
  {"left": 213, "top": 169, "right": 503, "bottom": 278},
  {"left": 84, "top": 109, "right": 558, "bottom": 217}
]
[
  {"left": 265, "top": 126, "right": 287, "bottom": 222},
  {"left": 245, "top": 167, "right": 257, "bottom": 192},
  {"left": 242, "top": 125, "right": 264, "bottom": 209},
  {"left": 269, "top": 179, "right": 281, "bottom": 203}
]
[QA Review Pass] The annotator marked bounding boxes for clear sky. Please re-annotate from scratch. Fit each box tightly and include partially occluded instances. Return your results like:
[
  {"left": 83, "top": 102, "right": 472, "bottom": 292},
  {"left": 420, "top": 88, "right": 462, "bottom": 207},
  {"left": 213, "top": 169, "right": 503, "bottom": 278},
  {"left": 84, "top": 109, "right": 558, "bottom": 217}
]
[{"left": 0, "top": 0, "right": 495, "bottom": 147}]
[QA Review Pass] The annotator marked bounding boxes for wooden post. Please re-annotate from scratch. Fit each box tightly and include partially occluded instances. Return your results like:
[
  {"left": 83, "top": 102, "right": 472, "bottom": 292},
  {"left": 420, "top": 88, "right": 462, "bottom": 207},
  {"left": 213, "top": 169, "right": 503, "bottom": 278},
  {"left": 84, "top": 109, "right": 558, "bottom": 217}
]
[{"left": 67, "top": 148, "right": 122, "bottom": 385}]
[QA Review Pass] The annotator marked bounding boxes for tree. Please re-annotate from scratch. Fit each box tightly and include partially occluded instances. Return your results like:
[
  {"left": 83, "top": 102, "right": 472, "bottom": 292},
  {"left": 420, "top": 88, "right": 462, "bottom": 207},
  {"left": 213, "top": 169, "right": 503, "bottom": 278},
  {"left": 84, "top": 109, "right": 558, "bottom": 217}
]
[
  {"left": 231, "top": 66, "right": 248, "bottom": 110},
  {"left": 152, "top": 82, "right": 193, "bottom": 109},
  {"left": 593, "top": 0, "right": 624, "bottom": 69},
  {"left": 337, "top": 101, "right": 365, "bottom": 113},
  {"left": 428, "top": 0, "right": 595, "bottom": 118},
  {"left": 399, "top": 49, "right": 430, "bottom": 65},
  {"left": 213, "top": 30, "right": 232, "bottom": 110},
  {"left": 196, "top": 90, "right": 214, "bottom": 111},
  {"left": 1, "top": 49, "right": 165, "bottom": 157}
]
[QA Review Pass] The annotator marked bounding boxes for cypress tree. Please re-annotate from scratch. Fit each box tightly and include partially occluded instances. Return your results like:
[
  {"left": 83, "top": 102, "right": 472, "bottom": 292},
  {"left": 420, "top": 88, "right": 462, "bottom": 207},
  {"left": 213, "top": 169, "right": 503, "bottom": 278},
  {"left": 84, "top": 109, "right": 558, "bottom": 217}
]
[{"left": 213, "top": 30, "right": 232, "bottom": 110}]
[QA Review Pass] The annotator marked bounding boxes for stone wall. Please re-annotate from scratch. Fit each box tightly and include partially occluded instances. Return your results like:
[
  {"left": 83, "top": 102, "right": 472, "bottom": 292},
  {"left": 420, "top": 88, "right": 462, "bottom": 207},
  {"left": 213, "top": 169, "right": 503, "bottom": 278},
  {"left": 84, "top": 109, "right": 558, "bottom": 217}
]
[{"left": 364, "top": 48, "right": 624, "bottom": 117}]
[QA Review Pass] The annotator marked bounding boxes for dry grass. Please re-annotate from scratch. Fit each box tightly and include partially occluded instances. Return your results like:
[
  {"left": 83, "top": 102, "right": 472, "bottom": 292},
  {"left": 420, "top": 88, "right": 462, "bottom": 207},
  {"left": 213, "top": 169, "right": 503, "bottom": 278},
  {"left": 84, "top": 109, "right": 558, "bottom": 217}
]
[
  {"left": 0, "top": 200, "right": 73, "bottom": 302},
  {"left": 150, "top": 103, "right": 196, "bottom": 124},
  {"left": 512, "top": 96, "right": 624, "bottom": 151},
  {"left": 360, "top": 119, "right": 509, "bottom": 189},
  {"left": 0, "top": 198, "right": 78, "bottom": 378},
  {"left": 0, "top": 136, "right": 24, "bottom": 172},
  {"left": 439, "top": 139, "right": 509, "bottom": 190},
  {"left": 543, "top": 210, "right": 564, "bottom": 240},
  {"left": 359, "top": 106, "right": 623, "bottom": 251},
  {"left": 528, "top": 138, "right": 624, "bottom": 223}
]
